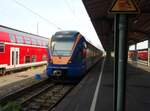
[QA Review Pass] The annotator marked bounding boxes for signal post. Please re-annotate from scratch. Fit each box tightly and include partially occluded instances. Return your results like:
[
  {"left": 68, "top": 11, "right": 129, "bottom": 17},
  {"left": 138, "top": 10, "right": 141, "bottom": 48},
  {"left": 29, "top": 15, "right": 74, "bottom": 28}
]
[{"left": 108, "top": 0, "right": 140, "bottom": 111}]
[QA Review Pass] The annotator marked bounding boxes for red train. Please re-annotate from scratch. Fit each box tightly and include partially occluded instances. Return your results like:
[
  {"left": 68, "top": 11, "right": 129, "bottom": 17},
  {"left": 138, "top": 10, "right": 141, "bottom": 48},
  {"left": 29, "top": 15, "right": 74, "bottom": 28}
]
[
  {"left": 128, "top": 49, "right": 148, "bottom": 61},
  {"left": 0, "top": 25, "right": 48, "bottom": 74},
  {"left": 138, "top": 50, "right": 148, "bottom": 60}
]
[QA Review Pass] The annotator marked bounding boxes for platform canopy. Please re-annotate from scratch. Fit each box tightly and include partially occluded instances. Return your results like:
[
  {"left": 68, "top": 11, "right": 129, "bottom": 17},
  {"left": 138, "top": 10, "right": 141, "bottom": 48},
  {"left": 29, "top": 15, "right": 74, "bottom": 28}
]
[{"left": 82, "top": 0, "right": 150, "bottom": 51}]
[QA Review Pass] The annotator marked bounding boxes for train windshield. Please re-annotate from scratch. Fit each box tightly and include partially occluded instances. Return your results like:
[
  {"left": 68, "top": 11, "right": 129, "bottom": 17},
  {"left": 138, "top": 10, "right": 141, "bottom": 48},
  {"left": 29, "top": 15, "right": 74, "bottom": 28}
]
[{"left": 51, "top": 35, "right": 75, "bottom": 56}]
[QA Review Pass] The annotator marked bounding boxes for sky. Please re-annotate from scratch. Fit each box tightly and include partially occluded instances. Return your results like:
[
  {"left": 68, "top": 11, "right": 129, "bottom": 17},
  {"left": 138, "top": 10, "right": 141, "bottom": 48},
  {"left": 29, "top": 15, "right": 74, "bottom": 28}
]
[
  {"left": 129, "top": 40, "right": 148, "bottom": 50},
  {"left": 0, "top": 0, "right": 104, "bottom": 50}
]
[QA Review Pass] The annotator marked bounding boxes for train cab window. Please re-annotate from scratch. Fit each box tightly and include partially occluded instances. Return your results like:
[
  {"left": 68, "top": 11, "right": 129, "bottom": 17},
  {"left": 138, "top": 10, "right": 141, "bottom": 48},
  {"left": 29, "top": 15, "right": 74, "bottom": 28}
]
[
  {"left": 9, "top": 34, "right": 16, "bottom": 42},
  {"left": 0, "top": 43, "right": 4, "bottom": 52},
  {"left": 25, "top": 37, "right": 31, "bottom": 44},
  {"left": 16, "top": 35, "right": 23, "bottom": 44},
  {"left": 32, "top": 55, "right": 36, "bottom": 62},
  {"left": 51, "top": 37, "right": 74, "bottom": 56},
  {"left": 25, "top": 56, "right": 30, "bottom": 63}
]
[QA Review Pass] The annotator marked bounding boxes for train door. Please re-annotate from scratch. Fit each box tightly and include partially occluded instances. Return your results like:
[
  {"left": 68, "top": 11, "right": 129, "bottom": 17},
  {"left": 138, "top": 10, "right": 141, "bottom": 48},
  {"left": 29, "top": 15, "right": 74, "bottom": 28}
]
[{"left": 10, "top": 48, "right": 19, "bottom": 66}]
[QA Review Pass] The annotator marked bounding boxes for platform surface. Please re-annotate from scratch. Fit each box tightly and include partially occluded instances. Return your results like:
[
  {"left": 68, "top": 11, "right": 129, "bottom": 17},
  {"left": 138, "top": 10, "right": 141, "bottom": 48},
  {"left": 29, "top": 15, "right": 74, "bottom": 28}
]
[
  {"left": 0, "top": 66, "right": 47, "bottom": 98},
  {"left": 53, "top": 57, "right": 150, "bottom": 111}
]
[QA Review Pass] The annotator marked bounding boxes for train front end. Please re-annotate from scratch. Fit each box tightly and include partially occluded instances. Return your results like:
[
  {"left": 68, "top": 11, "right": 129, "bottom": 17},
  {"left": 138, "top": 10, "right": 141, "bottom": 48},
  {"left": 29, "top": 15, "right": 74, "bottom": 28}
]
[{"left": 46, "top": 31, "right": 86, "bottom": 79}]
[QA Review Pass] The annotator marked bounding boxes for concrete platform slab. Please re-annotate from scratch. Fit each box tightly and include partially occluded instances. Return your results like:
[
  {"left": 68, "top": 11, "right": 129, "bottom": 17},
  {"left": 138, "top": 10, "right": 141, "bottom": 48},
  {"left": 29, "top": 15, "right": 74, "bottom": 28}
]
[{"left": 53, "top": 57, "right": 150, "bottom": 111}]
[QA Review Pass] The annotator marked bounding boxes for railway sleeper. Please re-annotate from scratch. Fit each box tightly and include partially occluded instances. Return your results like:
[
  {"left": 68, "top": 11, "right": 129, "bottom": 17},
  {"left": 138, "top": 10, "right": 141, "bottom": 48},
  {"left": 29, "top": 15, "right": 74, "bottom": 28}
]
[{"left": 34, "top": 99, "right": 45, "bottom": 103}]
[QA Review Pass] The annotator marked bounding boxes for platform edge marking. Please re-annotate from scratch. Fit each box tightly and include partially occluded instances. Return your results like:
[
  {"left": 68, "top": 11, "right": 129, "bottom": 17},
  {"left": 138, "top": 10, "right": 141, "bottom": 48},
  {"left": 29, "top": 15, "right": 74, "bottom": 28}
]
[{"left": 90, "top": 58, "right": 106, "bottom": 111}]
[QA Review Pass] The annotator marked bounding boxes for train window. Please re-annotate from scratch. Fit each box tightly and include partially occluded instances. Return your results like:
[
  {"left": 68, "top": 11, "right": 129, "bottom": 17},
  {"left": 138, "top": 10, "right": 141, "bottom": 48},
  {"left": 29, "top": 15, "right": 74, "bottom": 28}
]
[
  {"left": 42, "top": 55, "right": 47, "bottom": 61},
  {"left": 83, "top": 42, "right": 87, "bottom": 49},
  {"left": 42, "top": 42, "right": 45, "bottom": 46},
  {"left": 25, "top": 37, "right": 31, "bottom": 44},
  {"left": 9, "top": 34, "right": 16, "bottom": 42},
  {"left": 52, "top": 41, "right": 74, "bottom": 56},
  {"left": 25, "top": 56, "right": 30, "bottom": 63},
  {"left": 32, "top": 55, "right": 36, "bottom": 62},
  {"left": 43, "top": 42, "right": 48, "bottom": 46},
  {"left": 40, "top": 42, "right": 43, "bottom": 46},
  {"left": 16, "top": 35, "right": 23, "bottom": 44},
  {"left": 32, "top": 39, "right": 37, "bottom": 45},
  {"left": 37, "top": 40, "right": 41, "bottom": 45},
  {"left": 45, "top": 42, "right": 48, "bottom": 47},
  {"left": 52, "top": 36, "right": 75, "bottom": 41},
  {"left": 77, "top": 51, "right": 82, "bottom": 61},
  {"left": 0, "top": 43, "right": 4, "bottom": 52}
]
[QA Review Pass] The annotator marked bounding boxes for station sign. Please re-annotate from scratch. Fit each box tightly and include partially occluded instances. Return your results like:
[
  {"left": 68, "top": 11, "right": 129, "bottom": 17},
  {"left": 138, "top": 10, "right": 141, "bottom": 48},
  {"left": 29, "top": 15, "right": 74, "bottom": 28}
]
[{"left": 109, "top": 0, "right": 140, "bottom": 14}]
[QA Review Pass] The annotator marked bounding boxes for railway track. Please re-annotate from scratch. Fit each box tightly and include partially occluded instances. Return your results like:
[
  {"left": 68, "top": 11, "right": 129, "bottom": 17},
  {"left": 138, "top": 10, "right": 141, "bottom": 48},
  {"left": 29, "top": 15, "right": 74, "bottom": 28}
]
[
  {"left": 22, "top": 84, "right": 73, "bottom": 111},
  {"left": 0, "top": 79, "right": 50, "bottom": 105},
  {"left": 0, "top": 79, "right": 75, "bottom": 111}
]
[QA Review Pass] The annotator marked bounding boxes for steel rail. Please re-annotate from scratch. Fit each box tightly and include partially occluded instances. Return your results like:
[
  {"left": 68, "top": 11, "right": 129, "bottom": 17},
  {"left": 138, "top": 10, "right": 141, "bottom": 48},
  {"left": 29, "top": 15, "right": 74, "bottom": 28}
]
[{"left": 0, "top": 79, "right": 50, "bottom": 105}]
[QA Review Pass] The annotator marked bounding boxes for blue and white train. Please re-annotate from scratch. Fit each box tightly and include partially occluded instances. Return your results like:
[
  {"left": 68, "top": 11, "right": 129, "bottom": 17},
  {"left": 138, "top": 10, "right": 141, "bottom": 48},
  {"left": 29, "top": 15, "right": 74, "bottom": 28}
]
[{"left": 46, "top": 31, "right": 103, "bottom": 79}]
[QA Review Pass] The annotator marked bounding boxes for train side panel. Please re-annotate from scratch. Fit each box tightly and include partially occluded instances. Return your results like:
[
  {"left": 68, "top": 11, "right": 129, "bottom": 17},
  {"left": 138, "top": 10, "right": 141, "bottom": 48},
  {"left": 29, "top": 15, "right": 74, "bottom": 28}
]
[
  {"left": 138, "top": 50, "right": 148, "bottom": 60},
  {"left": 0, "top": 26, "right": 48, "bottom": 74},
  {"left": 66, "top": 37, "right": 87, "bottom": 77}
]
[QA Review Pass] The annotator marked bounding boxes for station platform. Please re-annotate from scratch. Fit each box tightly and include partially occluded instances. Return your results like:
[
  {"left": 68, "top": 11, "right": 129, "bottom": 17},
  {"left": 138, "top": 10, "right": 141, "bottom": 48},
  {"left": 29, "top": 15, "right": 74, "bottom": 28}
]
[
  {"left": 52, "top": 57, "right": 150, "bottom": 111},
  {"left": 0, "top": 66, "right": 47, "bottom": 98}
]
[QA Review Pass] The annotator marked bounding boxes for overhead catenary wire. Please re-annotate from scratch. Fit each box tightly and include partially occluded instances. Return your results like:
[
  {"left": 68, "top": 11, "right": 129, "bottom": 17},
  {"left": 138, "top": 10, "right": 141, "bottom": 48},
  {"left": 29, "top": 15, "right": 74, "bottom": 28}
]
[
  {"left": 63, "top": 0, "right": 100, "bottom": 48},
  {"left": 63, "top": 0, "right": 81, "bottom": 29},
  {"left": 11, "top": 0, "right": 62, "bottom": 30},
  {"left": 64, "top": 0, "right": 76, "bottom": 17}
]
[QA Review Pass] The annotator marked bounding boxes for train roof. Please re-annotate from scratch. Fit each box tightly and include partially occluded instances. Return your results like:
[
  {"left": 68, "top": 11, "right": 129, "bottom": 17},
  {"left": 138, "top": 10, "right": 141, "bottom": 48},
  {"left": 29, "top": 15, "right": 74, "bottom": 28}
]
[
  {"left": 54, "top": 31, "right": 79, "bottom": 36},
  {"left": 0, "top": 25, "right": 49, "bottom": 46},
  {"left": 0, "top": 25, "right": 48, "bottom": 40},
  {"left": 52, "top": 30, "right": 101, "bottom": 51}
]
